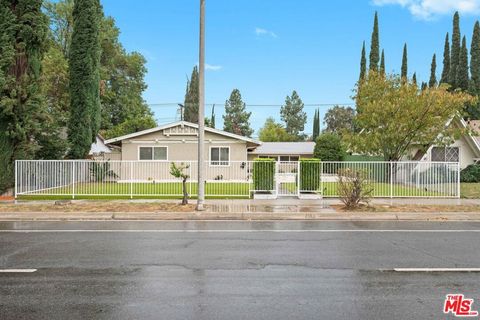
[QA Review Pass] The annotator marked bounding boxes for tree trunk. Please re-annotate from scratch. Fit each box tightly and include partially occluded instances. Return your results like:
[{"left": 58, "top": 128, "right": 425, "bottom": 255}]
[{"left": 182, "top": 177, "right": 188, "bottom": 205}]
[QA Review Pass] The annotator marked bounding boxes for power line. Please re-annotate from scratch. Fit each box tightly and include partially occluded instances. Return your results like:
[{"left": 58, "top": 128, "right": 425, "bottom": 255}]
[{"left": 148, "top": 102, "right": 355, "bottom": 107}]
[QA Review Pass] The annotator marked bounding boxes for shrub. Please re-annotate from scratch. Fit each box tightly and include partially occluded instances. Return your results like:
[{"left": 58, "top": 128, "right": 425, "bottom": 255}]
[
  {"left": 313, "top": 133, "right": 346, "bottom": 161},
  {"left": 170, "top": 162, "right": 190, "bottom": 205},
  {"left": 461, "top": 164, "right": 480, "bottom": 183},
  {"left": 90, "top": 162, "right": 118, "bottom": 182},
  {"left": 253, "top": 158, "right": 275, "bottom": 192},
  {"left": 299, "top": 158, "right": 321, "bottom": 192},
  {"left": 337, "top": 168, "right": 373, "bottom": 209}
]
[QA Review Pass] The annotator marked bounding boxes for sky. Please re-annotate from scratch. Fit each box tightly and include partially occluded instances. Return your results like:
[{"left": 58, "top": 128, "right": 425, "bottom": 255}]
[{"left": 101, "top": 0, "right": 480, "bottom": 137}]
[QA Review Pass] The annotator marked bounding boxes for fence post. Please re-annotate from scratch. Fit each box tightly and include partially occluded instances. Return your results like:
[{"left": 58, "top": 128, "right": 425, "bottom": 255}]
[
  {"left": 130, "top": 162, "right": 133, "bottom": 199},
  {"left": 457, "top": 162, "right": 461, "bottom": 198},
  {"left": 390, "top": 162, "right": 393, "bottom": 199},
  {"left": 297, "top": 161, "right": 300, "bottom": 197},
  {"left": 72, "top": 161, "right": 75, "bottom": 200},
  {"left": 320, "top": 162, "right": 323, "bottom": 198},
  {"left": 14, "top": 160, "right": 18, "bottom": 199}
]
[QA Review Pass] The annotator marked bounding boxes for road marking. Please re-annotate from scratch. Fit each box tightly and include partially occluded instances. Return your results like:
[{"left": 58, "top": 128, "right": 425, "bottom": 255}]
[
  {"left": 0, "top": 269, "right": 37, "bottom": 273},
  {"left": 394, "top": 268, "right": 480, "bottom": 272},
  {"left": 1, "top": 229, "right": 480, "bottom": 233}
]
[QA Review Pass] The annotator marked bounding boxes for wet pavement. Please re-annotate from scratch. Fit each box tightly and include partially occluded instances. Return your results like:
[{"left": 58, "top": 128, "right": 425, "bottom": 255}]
[{"left": 1, "top": 221, "right": 479, "bottom": 319}]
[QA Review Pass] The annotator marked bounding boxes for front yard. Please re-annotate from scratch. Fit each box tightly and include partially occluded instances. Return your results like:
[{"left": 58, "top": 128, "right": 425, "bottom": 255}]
[{"left": 461, "top": 183, "right": 480, "bottom": 199}]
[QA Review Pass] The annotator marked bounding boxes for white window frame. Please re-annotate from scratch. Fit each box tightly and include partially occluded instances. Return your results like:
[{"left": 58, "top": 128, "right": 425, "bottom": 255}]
[
  {"left": 209, "top": 146, "right": 230, "bottom": 166},
  {"left": 137, "top": 146, "right": 169, "bottom": 161},
  {"left": 431, "top": 146, "right": 460, "bottom": 163}
]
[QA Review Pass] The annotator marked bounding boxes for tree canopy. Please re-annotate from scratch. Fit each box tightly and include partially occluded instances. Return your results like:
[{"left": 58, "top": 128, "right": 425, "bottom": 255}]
[
  {"left": 223, "top": 89, "right": 253, "bottom": 137},
  {"left": 280, "top": 90, "right": 307, "bottom": 140},
  {"left": 258, "top": 118, "right": 296, "bottom": 142}
]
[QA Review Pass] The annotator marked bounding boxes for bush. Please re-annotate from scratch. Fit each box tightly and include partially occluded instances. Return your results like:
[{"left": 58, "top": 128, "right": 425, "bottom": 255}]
[
  {"left": 299, "top": 158, "right": 321, "bottom": 192},
  {"left": 337, "top": 168, "right": 373, "bottom": 209},
  {"left": 313, "top": 133, "right": 346, "bottom": 161},
  {"left": 461, "top": 164, "right": 480, "bottom": 183},
  {"left": 253, "top": 158, "right": 275, "bottom": 192},
  {"left": 90, "top": 161, "right": 118, "bottom": 182}
]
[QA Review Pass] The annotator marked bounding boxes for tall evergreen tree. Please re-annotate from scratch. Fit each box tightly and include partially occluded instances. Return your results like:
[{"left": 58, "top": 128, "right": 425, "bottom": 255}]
[
  {"left": 0, "top": 0, "right": 49, "bottom": 192},
  {"left": 223, "top": 89, "right": 253, "bottom": 137},
  {"left": 456, "top": 36, "right": 469, "bottom": 91},
  {"left": 421, "top": 82, "right": 428, "bottom": 91},
  {"left": 470, "top": 21, "right": 480, "bottom": 93},
  {"left": 401, "top": 43, "right": 408, "bottom": 79},
  {"left": 449, "top": 12, "right": 461, "bottom": 87},
  {"left": 280, "top": 90, "right": 307, "bottom": 140},
  {"left": 210, "top": 104, "right": 216, "bottom": 129},
  {"left": 369, "top": 12, "right": 380, "bottom": 71},
  {"left": 359, "top": 41, "right": 367, "bottom": 81},
  {"left": 429, "top": 54, "right": 437, "bottom": 88},
  {"left": 68, "top": 0, "right": 102, "bottom": 158},
  {"left": 312, "top": 109, "right": 320, "bottom": 141},
  {"left": 380, "top": 49, "right": 385, "bottom": 75},
  {"left": 441, "top": 33, "right": 450, "bottom": 84},
  {"left": 412, "top": 72, "right": 417, "bottom": 86},
  {"left": 183, "top": 66, "right": 199, "bottom": 123}
]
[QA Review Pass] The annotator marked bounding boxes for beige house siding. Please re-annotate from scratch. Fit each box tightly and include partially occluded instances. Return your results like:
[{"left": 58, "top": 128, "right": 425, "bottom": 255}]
[{"left": 247, "top": 154, "right": 313, "bottom": 161}]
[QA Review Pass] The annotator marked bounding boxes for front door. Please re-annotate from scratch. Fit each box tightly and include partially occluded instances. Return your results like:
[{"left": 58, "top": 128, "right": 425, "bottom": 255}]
[{"left": 276, "top": 162, "right": 298, "bottom": 197}]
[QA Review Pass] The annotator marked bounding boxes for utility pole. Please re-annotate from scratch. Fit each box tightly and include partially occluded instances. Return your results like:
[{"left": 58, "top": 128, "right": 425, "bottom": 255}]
[{"left": 197, "top": 0, "right": 206, "bottom": 211}]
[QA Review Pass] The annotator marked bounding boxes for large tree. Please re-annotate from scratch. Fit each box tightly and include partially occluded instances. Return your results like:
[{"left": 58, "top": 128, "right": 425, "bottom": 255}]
[
  {"left": 68, "top": 0, "right": 102, "bottom": 158},
  {"left": 323, "top": 105, "right": 355, "bottom": 135},
  {"left": 468, "top": 21, "right": 480, "bottom": 119},
  {"left": 0, "top": 0, "right": 49, "bottom": 192},
  {"left": 380, "top": 49, "right": 385, "bottom": 75},
  {"left": 369, "top": 12, "right": 380, "bottom": 71},
  {"left": 223, "top": 89, "right": 253, "bottom": 137},
  {"left": 401, "top": 43, "right": 408, "bottom": 79},
  {"left": 449, "top": 12, "right": 461, "bottom": 87},
  {"left": 456, "top": 36, "right": 469, "bottom": 91},
  {"left": 280, "top": 90, "right": 307, "bottom": 140},
  {"left": 184, "top": 66, "right": 199, "bottom": 123},
  {"left": 359, "top": 41, "right": 366, "bottom": 81},
  {"left": 258, "top": 117, "right": 296, "bottom": 142},
  {"left": 312, "top": 109, "right": 320, "bottom": 141},
  {"left": 440, "top": 33, "right": 450, "bottom": 84},
  {"left": 429, "top": 54, "right": 437, "bottom": 88},
  {"left": 348, "top": 71, "right": 473, "bottom": 161}
]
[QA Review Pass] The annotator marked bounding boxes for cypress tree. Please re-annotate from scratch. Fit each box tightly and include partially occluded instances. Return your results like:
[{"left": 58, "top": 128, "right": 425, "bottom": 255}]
[
  {"left": 0, "top": 0, "right": 49, "bottom": 191},
  {"left": 183, "top": 66, "right": 199, "bottom": 123},
  {"left": 369, "top": 12, "right": 380, "bottom": 71},
  {"left": 440, "top": 33, "right": 450, "bottom": 84},
  {"left": 68, "top": 0, "right": 102, "bottom": 158},
  {"left": 456, "top": 36, "right": 469, "bottom": 91},
  {"left": 223, "top": 89, "right": 253, "bottom": 137},
  {"left": 312, "top": 109, "right": 320, "bottom": 141},
  {"left": 449, "top": 12, "right": 461, "bottom": 87},
  {"left": 429, "top": 54, "right": 437, "bottom": 88},
  {"left": 421, "top": 82, "right": 428, "bottom": 91},
  {"left": 401, "top": 44, "right": 408, "bottom": 79},
  {"left": 412, "top": 72, "right": 417, "bottom": 86},
  {"left": 211, "top": 104, "right": 216, "bottom": 129},
  {"left": 359, "top": 41, "right": 367, "bottom": 80},
  {"left": 380, "top": 49, "right": 385, "bottom": 75},
  {"left": 470, "top": 21, "right": 480, "bottom": 93}
]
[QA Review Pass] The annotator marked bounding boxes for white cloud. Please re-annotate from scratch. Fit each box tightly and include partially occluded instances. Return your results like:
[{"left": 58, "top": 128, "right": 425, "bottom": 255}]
[
  {"left": 372, "top": 0, "right": 480, "bottom": 19},
  {"left": 255, "top": 27, "right": 278, "bottom": 38},
  {"left": 205, "top": 64, "right": 222, "bottom": 71}
]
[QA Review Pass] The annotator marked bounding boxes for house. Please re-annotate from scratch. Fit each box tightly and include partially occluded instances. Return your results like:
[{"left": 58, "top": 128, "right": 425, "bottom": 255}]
[
  {"left": 410, "top": 118, "right": 480, "bottom": 169},
  {"left": 247, "top": 142, "right": 315, "bottom": 161},
  {"left": 104, "top": 121, "right": 261, "bottom": 163}
]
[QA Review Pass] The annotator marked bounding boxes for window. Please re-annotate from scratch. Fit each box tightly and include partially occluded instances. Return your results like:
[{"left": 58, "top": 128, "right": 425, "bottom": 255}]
[
  {"left": 210, "top": 147, "right": 229, "bottom": 165},
  {"left": 139, "top": 147, "right": 167, "bottom": 160},
  {"left": 431, "top": 147, "right": 459, "bottom": 162},
  {"left": 280, "top": 156, "right": 299, "bottom": 162}
]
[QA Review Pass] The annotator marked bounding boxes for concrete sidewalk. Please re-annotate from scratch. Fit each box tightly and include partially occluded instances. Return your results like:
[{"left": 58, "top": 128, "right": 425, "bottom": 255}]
[{"left": 1, "top": 198, "right": 480, "bottom": 221}]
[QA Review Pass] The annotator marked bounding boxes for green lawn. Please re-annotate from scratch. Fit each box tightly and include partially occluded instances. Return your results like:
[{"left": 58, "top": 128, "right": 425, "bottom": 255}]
[
  {"left": 461, "top": 183, "right": 480, "bottom": 199},
  {"left": 18, "top": 180, "right": 455, "bottom": 200}
]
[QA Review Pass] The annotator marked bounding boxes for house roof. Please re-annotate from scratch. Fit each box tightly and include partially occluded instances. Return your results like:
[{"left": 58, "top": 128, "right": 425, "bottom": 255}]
[
  {"left": 104, "top": 121, "right": 261, "bottom": 145},
  {"left": 89, "top": 135, "right": 111, "bottom": 155},
  {"left": 249, "top": 142, "right": 315, "bottom": 155}
]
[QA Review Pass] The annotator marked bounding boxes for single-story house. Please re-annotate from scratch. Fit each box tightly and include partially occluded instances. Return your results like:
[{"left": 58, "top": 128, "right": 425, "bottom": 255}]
[
  {"left": 408, "top": 118, "right": 480, "bottom": 169},
  {"left": 247, "top": 142, "right": 315, "bottom": 161}
]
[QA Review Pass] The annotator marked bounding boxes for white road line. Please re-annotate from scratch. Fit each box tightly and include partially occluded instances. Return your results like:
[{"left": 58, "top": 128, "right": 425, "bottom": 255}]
[
  {"left": 0, "top": 229, "right": 480, "bottom": 233},
  {"left": 0, "top": 269, "right": 37, "bottom": 273},
  {"left": 394, "top": 268, "right": 480, "bottom": 272}
]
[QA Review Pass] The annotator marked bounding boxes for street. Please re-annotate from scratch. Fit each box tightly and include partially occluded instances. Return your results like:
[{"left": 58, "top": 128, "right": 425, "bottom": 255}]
[{"left": 1, "top": 221, "right": 480, "bottom": 319}]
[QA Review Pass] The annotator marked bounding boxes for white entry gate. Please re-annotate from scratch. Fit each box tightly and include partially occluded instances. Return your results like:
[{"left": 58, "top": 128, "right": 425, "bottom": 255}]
[{"left": 276, "top": 162, "right": 298, "bottom": 197}]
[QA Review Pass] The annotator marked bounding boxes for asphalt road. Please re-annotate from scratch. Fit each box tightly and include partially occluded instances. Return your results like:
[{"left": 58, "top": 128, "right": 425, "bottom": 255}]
[{"left": 1, "top": 221, "right": 480, "bottom": 320}]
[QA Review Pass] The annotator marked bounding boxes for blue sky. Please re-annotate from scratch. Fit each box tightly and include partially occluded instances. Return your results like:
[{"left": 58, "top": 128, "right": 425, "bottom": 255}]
[{"left": 101, "top": 0, "right": 480, "bottom": 137}]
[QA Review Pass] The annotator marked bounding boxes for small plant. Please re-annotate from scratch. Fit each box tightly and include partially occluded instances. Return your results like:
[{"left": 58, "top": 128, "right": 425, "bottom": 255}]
[
  {"left": 337, "top": 168, "right": 373, "bottom": 209},
  {"left": 90, "top": 161, "right": 118, "bottom": 182},
  {"left": 170, "top": 162, "right": 190, "bottom": 205}
]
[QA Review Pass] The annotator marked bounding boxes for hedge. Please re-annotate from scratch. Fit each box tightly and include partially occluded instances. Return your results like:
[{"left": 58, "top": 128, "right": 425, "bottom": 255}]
[
  {"left": 461, "top": 164, "right": 480, "bottom": 183},
  {"left": 253, "top": 158, "right": 275, "bottom": 191},
  {"left": 299, "top": 158, "right": 321, "bottom": 192}
]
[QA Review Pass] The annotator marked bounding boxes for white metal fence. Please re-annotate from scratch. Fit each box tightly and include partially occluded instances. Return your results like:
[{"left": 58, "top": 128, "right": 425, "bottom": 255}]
[{"left": 15, "top": 160, "right": 460, "bottom": 199}]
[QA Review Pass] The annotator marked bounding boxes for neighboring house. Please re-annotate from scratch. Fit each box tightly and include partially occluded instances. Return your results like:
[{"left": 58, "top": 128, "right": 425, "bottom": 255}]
[
  {"left": 409, "top": 118, "right": 480, "bottom": 169},
  {"left": 89, "top": 135, "right": 121, "bottom": 160},
  {"left": 104, "top": 121, "right": 261, "bottom": 164},
  {"left": 247, "top": 142, "right": 315, "bottom": 161}
]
